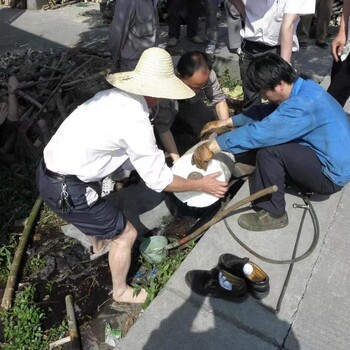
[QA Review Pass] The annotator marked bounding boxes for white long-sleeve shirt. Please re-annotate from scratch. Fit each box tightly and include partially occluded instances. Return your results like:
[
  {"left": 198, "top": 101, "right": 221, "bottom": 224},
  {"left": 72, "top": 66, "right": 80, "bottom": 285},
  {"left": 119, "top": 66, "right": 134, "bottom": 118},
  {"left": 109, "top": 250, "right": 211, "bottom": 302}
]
[
  {"left": 241, "top": 0, "right": 315, "bottom": 50},
  {"left": 44, "top": 88, "right": 173, "bottom": 192}
]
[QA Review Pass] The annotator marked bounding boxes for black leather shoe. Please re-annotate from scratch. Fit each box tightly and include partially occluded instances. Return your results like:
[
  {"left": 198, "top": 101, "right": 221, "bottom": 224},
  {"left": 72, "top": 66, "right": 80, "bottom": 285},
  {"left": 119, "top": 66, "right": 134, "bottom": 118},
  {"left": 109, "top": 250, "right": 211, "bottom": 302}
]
[
  {"left": 315, "top": 41, "right": 328, "bottom": 49},
  {"left": 218, "top": 254, "right": 270, "bottom": 299},
  {"left": 185, "top": 268, "right": 248, "bottom": 301}
]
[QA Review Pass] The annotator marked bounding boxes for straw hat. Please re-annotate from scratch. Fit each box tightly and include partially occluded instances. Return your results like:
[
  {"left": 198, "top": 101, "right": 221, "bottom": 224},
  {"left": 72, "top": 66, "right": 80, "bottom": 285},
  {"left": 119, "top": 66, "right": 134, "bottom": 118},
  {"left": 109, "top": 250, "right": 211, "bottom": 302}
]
[{"left": 106, "top": 47, "right": 195, "bottom": 100}]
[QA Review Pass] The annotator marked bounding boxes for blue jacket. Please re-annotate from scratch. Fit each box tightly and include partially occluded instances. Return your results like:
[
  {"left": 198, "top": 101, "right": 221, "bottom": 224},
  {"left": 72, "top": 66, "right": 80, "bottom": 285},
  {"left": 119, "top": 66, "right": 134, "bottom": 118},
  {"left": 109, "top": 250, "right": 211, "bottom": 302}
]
[{"left": 217, "top": 78, "right": 350, "bottom": 186}]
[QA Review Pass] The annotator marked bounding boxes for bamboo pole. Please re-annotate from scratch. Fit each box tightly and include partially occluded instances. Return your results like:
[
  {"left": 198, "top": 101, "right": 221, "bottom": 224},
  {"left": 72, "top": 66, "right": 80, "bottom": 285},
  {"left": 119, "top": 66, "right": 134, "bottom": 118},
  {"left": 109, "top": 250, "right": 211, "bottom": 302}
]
[
  {"left": 65, "top": 295, "right": 82, "bottom": 350},
  {"left": 1, "top": 196, "right": 43, "bottom": 309},
  {"left": 166, "top": 185, "right": 278, "bottom": 250}
]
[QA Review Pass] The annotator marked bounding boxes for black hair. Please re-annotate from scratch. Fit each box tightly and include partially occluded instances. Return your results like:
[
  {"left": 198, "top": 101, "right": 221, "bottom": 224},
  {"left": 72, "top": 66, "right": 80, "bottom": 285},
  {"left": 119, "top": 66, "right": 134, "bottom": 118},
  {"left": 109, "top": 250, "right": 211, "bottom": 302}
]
[
  {"left": 245, "top": 53, "right": 299, "bottom": 93},
  {"left": 177, "top": 51, "right": 212, "bottom": 79}
]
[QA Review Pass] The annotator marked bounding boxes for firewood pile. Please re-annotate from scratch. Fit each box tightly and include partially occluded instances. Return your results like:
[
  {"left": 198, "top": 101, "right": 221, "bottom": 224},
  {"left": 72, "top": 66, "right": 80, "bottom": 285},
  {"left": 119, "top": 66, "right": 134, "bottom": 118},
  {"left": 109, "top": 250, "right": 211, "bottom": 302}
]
[{"left": 0, "top": 47, "right": 114, "bottom": 165}]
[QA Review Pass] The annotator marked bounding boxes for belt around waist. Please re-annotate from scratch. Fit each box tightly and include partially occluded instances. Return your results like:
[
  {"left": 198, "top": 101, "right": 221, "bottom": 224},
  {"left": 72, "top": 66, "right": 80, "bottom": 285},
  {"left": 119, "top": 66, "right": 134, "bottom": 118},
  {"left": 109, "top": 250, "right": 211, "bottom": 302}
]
[
  {"left": 242, "top": 39, "right": 280, "bottom": 53},
  {"left": 41, "top": 160, "right": 79, "bottom": 182}
]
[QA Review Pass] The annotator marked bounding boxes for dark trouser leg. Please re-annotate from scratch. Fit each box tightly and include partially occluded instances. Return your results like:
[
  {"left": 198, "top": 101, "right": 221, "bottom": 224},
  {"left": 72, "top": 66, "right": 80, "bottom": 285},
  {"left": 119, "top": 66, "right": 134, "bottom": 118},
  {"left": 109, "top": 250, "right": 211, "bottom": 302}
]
[
  {"left": 327, "top": 54, "right": 350, "bottom": 107},
  {"left": 239, "top": 44, "right": 280, "bottom": 110},
  {"left": 205, "top": 0, "right": 219, "bottom": 43},
  {"left": 297, "top": 14, "right": 313, "bottom": 43},
  {"left": 225, "top": 0, "right": 242, "bottom": 50},
  {"left": 168, "top": 0, "right": 183, "bottom": 38},
  {"left": 186, "top": 0, "right": 201, "bottom": 38},
  {"left": 315, "top": 0, "right": 333, "bottom": 42},
  {"left": 249, "top": 143, "right": 342, "bottom": 216}
]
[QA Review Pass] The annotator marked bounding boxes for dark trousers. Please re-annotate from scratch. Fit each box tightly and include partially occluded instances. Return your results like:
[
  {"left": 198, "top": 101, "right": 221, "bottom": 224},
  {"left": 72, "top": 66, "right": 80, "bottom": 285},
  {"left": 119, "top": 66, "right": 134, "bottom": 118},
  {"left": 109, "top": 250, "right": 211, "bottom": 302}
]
[
  {"left": 249, "top": 143, "right": 342, "bottom": 216},
  {"left": 225, "top": 0, "right": 241, "bottom": 50},
  {"left": 327, "top": 54, "right": 350, "bottom": 107},
  {"left": 168, "top": 0, "right": 201, "bottom": 39},
  {"left": 240, "top": 40, "right": 280, "bottom": 110},
  {"left": 171, "top": 97, "right": 217, "bottom": 154}
]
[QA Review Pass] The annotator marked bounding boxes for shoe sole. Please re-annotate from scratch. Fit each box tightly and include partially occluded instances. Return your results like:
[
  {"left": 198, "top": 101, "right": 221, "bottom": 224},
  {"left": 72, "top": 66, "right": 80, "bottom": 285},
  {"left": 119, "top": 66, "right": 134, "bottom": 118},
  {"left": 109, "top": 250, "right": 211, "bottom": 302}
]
[{"left": 237, "top": 218, "right": 288, "bottom": 231}]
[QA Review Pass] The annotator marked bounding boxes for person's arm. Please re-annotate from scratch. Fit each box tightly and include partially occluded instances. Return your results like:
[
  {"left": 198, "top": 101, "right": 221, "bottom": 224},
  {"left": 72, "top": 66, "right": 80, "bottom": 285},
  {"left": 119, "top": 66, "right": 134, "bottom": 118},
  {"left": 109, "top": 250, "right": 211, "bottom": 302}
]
[
  {"left": 108, "top": 0, "right": 134, "bottom": 65},
  {"left": 7, "top": 76, "right": 20, "bottom": 122},
  {"left": 228, "top": 0, "right": 245, "bottom": 20},
  {"left": 332, "top": 0, "right": 350, "bottom": 61},
  {"left": 279, "top": 13, "right": 298, "bottom": 63},
  {"left": 205, "top": 70, "right": 230, "bottom": 120},
  {"left": 215, "top": 100, "right": 230, "bottom": 120},
  {"left": 158, "top": 130, "right": 180, "bottom": 163}
]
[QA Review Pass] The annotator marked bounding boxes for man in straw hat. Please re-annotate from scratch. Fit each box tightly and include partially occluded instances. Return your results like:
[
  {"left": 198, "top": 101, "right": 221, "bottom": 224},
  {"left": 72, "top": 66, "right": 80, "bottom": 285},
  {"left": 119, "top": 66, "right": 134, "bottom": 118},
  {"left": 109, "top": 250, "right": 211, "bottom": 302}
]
[{"left": 36, "top": 47, "right": 228, "bottom": 304}]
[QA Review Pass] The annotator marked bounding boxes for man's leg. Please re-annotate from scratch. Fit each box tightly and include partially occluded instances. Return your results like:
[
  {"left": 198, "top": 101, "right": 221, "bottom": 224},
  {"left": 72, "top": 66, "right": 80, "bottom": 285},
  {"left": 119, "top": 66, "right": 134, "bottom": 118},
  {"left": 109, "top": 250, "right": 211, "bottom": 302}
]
[
  {"left": 225, "top": 0, "right": 242, "bottom": 51},
  {"left": 327, "top": 54, "right": 350, "bottom": 107},
  {"left": 110, "top": 221, "right": 147, "bottom": 303},
  {"left": 296, "top": 14, "right": 313, "bottom": 46},
  {"left": 315, "top": 0, "right": 334, "bottom": 44},
  {"left": 239, "top": 44, "right": 279, "bottom": 110},
  {"left": 249, "top": 143, "right": 342, "bottom": 216},
  {"left": 168, "top": 0, "right": 182, "bottom": 39},
  {"left": 186, "top": 0, "right": 202, "bottom": 38}
]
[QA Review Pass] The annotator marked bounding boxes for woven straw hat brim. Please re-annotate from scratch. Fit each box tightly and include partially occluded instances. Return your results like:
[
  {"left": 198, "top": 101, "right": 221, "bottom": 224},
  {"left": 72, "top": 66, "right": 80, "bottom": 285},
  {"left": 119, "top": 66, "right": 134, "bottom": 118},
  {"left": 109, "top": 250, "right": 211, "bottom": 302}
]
[{"left": 106, "top": 71, "right": 194, "bottom": 100}]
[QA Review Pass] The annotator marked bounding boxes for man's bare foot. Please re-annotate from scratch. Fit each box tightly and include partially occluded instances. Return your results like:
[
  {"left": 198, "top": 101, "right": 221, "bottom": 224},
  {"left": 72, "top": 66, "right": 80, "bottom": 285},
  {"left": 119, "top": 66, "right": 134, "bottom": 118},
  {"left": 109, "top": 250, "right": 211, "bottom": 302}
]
[
  {"left": 89, "top": 237, "right": 110, "bottom": 254},
  {"left": 113, "top": 286, "right": 147, "bottom": 304}
]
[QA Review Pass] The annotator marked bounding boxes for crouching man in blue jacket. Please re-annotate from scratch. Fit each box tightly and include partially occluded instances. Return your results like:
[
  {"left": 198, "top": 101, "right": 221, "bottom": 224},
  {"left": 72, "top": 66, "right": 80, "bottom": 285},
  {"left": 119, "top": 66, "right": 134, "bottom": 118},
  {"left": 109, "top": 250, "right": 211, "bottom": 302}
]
[{"left": 192, "top": 52, "right": 350, "bottom": 231}]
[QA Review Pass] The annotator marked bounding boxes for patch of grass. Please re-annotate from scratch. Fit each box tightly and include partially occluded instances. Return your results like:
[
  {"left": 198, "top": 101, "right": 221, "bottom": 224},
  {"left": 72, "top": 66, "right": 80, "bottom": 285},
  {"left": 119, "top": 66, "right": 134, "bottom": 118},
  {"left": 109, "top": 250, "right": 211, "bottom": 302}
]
[
  {"left": 25, "top": 255, "right": 46, "bottom": 276},
  {"left": 0, "top": 235, "right": 17, "bottom": 284},
  {"left": 37, "top": 206, "right": 67, "bottom": 229},
  {"left": 218, "top": 68, "right": 240, "bottom": 90},
  {"left": 138, "top": 241, "right": 195, "bottom": 309},
  {"left": 0, "top": 285, "right": 69, "bottom": 350}
]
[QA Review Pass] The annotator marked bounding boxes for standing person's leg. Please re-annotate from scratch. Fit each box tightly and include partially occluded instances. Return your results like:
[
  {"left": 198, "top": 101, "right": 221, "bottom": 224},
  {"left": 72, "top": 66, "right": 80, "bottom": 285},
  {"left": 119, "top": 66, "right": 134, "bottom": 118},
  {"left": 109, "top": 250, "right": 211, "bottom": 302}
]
[
  {"left": 110, "top": 221, "right": 147, "bottom": 303},
  {"left": 315, "top": 0, "right": 334, "bottom": 47},
  {"left": 327, "top": 54, "right": 350, "bottom": 107},
  {"left": 297, "top": 14, "right": 313, "bottom": 48},
  {"left": 167, "top": 0, "right": 183, "bottom": 46},
  {"left": 240, "top": 44, "right": 280, "bottom": 110},
  {"left": 224, "top": 0, "right": 242, "bottom": 52},
  {"left": 238, "top": 143, "right": 342, "bottom": 231},
  {"left": 36, "top": 161, "right": 147, "bottom": 303},
  {"left": 205, "top": 0, "right": 219, "bottom": 45},
  {"left": 186, "top": 0, "right": 203, "bottom": 41}
]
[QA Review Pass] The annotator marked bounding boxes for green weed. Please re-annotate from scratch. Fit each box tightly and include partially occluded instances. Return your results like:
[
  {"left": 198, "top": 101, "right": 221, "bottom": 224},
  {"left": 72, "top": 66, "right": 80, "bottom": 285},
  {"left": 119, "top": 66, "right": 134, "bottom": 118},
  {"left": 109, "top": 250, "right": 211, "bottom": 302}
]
[
  {"left": 139, "top": 241, "right": 195, "bottom": 309},
  {"left": 0, "top": 235, "right": 17, "bottom": 283},
  {"left": 0, "top": 285, "right": 69, "bottom": 350}
]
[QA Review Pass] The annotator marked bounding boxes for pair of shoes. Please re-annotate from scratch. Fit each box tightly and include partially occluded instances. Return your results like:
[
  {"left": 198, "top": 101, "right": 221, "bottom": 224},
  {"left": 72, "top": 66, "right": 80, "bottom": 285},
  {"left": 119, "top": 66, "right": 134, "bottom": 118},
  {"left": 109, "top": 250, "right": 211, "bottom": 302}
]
[
  {"left": 218, "top": 254, "right": 270, "bottom": 299},
  {"left": 185, "top": 268, "right": 248, "bottom": 301},
  {"left": 299, "top": 41, "right": 308, "bottom": 49},
  {"left": 315, "top": 41, "right": 328, "bottom": 49},
  {"left": 167, "top": 37, "right": 178, "bottom": 47},
  {"left": 238, "top": 209, "right": 288, "bottom": 231},
  {"left": 185, "top": 254, "right": 270, "bottom": 301},
  {"left": 187, "top": 35, "right": 204, "bottom": 44}
]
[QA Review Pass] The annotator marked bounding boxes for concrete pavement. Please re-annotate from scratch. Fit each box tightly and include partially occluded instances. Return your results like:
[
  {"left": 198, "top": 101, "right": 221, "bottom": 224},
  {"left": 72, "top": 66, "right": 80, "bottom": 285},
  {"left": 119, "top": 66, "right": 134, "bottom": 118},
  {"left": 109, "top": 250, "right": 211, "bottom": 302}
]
[{"left": 1, "top": 4, "right": 349, "bottom": 349}]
